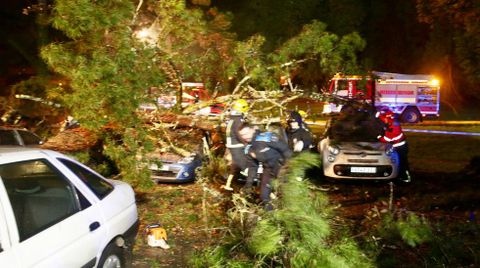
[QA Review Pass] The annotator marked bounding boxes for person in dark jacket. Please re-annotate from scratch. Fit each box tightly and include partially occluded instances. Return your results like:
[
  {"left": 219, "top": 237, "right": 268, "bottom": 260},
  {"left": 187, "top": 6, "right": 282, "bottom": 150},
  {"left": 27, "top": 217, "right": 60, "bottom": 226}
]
[
  {"left": 239, "top": 125, "right": 292, "bottom": 210},
  {"left": 286, "top": 111, "right": 313, "bottom": 152}
]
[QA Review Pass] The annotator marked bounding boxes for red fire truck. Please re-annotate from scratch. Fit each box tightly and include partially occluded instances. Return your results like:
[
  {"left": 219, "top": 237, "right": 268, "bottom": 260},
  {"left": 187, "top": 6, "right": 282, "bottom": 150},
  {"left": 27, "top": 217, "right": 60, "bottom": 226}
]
[{"left": 323, "top": 71, "right": 440, "bottom": 123}]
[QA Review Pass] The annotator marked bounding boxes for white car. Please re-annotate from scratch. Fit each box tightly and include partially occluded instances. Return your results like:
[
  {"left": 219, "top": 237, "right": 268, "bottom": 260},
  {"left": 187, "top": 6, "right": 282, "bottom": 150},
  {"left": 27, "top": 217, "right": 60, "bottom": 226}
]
[
  {"left": 0, "top": 147, "right": 139, "bottom": 267},
  {"left": 319, "top": 113, "right": 400, "bottom": 180}
]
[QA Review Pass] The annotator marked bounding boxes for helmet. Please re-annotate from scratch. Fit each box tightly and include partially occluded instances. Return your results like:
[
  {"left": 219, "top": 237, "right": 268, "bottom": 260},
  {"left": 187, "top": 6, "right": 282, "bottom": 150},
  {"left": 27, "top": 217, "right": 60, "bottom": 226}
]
[
  {"left": 298, "top": 110, "right": 307, "bottom": 119},
  {"left": 232, "top": 99, "right": 249, "bottom": 113},
  {"left": 378, "top": 107, "right": 395, "bottom": 123}
]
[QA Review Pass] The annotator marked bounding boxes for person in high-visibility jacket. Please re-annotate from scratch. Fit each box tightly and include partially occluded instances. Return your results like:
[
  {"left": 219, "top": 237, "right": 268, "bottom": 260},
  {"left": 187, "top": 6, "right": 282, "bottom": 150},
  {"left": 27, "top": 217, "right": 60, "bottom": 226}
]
[
  {"left": 225, "top": 99, "right": 249, "bottom": 180},
  {"left": 376, "top": 108, "right": 412, "bottom": 182}
]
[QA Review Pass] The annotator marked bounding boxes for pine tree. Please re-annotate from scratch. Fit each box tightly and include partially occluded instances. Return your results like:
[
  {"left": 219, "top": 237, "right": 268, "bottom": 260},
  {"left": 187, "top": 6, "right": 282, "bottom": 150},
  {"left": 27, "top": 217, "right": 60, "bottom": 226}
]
[
  {"left": 191, "top": 153, "right": 374, "bottom": 267},
  {"left": 41, "top": 0, "right": 164, "bottom": 188}
]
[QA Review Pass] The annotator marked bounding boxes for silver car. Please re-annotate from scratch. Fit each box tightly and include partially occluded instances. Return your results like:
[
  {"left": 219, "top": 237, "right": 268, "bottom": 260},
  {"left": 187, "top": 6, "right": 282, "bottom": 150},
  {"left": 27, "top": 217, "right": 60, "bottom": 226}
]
[{"left": 318, "top": 115, "right": 400, "bottom": 180}]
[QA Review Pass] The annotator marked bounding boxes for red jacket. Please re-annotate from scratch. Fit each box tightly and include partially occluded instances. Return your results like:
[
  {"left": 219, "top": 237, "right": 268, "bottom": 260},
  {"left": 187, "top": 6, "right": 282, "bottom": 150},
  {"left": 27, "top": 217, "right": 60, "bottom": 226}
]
[{"left": 378, "top": 121, "right": 406, "bottom": 147}]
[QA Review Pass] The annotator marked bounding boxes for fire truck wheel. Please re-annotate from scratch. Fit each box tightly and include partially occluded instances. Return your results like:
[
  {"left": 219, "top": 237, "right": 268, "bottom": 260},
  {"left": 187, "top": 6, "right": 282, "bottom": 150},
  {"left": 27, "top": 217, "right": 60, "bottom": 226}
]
[{"left": 401, "top": 108, "right": 420, "bottom": 123}]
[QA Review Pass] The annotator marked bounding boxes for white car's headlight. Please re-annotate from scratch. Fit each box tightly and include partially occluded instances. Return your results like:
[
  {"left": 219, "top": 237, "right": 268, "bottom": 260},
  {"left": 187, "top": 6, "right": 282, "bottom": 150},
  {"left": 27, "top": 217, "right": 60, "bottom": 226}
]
[{"left": 328, "top": 145, "right": 340, "bottom": 155}]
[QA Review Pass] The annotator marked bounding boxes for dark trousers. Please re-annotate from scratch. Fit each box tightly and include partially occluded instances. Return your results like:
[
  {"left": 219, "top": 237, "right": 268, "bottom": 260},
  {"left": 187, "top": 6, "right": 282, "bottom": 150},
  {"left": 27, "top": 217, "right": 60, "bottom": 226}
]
[
  {"left": 259, "top": 164, "right": 280, "bottom": 210},
  {"left": 228, "top": 147, "right": 247, "bottom": 175},
  {"left": 395, "top": 142, "right": 410, "bottom": 178}
]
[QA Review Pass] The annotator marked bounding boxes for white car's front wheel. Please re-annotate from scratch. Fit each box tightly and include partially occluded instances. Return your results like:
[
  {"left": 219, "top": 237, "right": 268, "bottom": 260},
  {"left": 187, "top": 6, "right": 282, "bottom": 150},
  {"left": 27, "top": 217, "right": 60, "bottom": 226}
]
[{"left": 98, "top": 242, "right": 125, "bottom": 268}]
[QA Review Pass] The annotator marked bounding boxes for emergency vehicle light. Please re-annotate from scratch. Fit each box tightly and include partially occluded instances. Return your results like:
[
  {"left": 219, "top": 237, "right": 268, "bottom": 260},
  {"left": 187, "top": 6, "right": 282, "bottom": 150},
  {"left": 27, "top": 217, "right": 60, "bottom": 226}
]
[{"left": 430, "top": 79, "right": 440, "bottom": 86}]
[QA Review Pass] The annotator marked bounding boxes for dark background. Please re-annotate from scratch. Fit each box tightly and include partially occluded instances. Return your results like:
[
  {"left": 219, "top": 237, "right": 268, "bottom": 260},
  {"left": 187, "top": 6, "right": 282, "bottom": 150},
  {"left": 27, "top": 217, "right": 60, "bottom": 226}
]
[{"left": 1, "top": 0, "right": 478, "bottom": 109}]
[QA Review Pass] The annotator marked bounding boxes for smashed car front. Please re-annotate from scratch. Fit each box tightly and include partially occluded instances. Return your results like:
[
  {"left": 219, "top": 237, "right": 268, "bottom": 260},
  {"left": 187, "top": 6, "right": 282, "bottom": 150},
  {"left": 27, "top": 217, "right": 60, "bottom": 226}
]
[
  {"left": 321, "top": 137, "right": 399, "bottom": 179},
  {"left": 149, "top": 153, "right": 202, "bottom": 183}
]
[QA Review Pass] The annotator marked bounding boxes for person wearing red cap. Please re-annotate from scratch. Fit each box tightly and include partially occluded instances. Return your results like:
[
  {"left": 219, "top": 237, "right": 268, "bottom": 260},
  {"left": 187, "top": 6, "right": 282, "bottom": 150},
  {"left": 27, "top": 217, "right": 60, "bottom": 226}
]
[{"left": 376, "top": 108, "right": 412, "bottom": 182}]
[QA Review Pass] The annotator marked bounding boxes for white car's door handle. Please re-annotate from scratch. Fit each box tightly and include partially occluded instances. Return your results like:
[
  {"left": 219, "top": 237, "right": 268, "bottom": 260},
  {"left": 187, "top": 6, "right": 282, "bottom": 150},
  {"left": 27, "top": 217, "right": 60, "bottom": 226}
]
[{"left": 89, "top": 221, "right": 101, "bottom": 232}]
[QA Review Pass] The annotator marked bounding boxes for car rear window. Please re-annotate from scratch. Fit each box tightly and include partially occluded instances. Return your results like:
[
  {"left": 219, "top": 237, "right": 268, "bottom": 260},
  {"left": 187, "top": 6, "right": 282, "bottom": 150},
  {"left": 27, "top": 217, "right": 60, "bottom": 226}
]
[
  {"left": 58, "top": 159, "right": 113, "bottom": 199},
  {"left": 18, "top": 130, "right": 42, "bottom": 145},
  {"left": 0, "top": 130, "right": 19, "bottom": 145}
]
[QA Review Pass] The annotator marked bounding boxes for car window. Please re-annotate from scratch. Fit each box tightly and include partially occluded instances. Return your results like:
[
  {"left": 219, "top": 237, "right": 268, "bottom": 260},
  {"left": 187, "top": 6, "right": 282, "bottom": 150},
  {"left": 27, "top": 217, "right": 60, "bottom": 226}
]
[
  {"left": 59, "top": 159, "right": 113, "bottom": 200},
  {"left": 0, "top": 130, "right": 18, "bottom": 145},
  {"left": 18, "top": 130, "right": 42, "bottom": 145},
  {"left": 0, "top": 159, "right": 79, "bottom": 242}
]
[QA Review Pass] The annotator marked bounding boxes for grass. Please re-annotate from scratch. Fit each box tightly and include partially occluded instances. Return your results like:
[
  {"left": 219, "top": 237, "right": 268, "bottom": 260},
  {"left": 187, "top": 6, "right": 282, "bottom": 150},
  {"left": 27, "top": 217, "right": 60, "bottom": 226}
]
[
  {"left": 408, "top": 133, "right": 480, "bottom": 172},
  {"left": 131, "top": 119, "right": 479, "bottom": 267},
  {"left": 306, "top": 123, "right": 480, "bottom": 173},
  {"left": 132, "top": 179, "right": 228, "bottom": 267}
]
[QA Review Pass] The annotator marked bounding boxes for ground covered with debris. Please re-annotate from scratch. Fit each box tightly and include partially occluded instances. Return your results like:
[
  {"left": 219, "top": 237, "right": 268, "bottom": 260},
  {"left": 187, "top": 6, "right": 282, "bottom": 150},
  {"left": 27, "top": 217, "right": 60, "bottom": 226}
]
[{"left": 131, "top": 128, "right": 479, "bottom": 267}]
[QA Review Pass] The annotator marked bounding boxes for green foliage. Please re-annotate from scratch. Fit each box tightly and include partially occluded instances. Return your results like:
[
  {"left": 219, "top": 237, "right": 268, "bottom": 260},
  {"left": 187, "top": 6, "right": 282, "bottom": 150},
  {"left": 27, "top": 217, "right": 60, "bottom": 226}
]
[
  {"left": 378, "top": 212, "right": 432, "bottom": 247},
  {"left": 272, "top": 20, "right": 365, "bottom": 86},
  {"left": 228, "top": 35, "right": 278, "bottom": 90},
  {"left": 51, "top": 0, "right": 134, "bottom": 39},
  {"left": 143, "top": 1, "right": 236, "bottom": 94},
  {"left": 226, "top": 20, "right": 366, "bottom": 91},
  {"left": 102, "top": 132, "right": 154, "bottom": 188},
  {"left": 41, "top": 0, "right": 167, "bottom": 189},
  {"left": 190, "top": 244, "right": 255, "bottom": 268},
  {"left": 247, "top": 218, "right": 283, "bottom": 255},
  {"left": 10, "top": 76, "right": 51, "bottom": 98},
  {"left": 197, "top": 152, "right": 228, "bottom": 184},
  {"left": 396, "top": 213, "right": 433, "bottom": 247},
  {"left": 192, "top": 152, "right": 374, "bottom": 268}
]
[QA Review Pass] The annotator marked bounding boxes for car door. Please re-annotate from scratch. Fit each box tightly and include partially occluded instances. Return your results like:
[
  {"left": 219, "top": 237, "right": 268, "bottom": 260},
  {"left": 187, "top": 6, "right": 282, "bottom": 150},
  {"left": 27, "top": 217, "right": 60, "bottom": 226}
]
[
  {"left": 0, "top": 177, "right": 19, "bottom": 267},
  {"left": 0, "top": 157, "right": 106, "bottom": 268}
]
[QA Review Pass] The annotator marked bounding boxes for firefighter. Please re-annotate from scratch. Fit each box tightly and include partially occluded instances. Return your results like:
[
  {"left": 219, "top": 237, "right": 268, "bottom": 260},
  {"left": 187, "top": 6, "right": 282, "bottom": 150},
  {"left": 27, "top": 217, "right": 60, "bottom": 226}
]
[
  {"left": 286, "top": 110, "right": 313, "bottom": 152},
  {"left": 376, "top": 108, "right": 412, "bottom": 182},
  {"left": 225, "top": 99, "right": 250, "bottom": 182},
  {"left": 239, "top": 125, "right": 292, "bottom": 210}
]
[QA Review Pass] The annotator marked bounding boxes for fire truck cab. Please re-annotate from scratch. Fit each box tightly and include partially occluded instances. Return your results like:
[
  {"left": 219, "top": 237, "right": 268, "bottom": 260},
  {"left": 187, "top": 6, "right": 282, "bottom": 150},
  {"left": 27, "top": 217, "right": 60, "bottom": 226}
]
[{"left": 325, "top": 71, "right": 440, "bottom": 123}]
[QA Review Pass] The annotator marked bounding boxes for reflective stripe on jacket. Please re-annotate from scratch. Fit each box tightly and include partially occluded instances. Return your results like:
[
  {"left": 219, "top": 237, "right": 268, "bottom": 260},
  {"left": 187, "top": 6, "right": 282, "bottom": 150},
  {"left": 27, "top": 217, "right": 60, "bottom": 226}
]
[
  {"left": 226, "top": 115, "right": 245, "bottom": 148},
  {"left": 378, "top": 121, "right": 406, "bottom": 146}
]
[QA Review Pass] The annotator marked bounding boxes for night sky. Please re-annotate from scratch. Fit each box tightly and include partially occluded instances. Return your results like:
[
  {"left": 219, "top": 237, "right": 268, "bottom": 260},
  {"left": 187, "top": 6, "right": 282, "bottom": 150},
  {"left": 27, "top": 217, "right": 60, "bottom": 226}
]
[{"left": 1, "top": 0, "right": 478, "bottom": 105}]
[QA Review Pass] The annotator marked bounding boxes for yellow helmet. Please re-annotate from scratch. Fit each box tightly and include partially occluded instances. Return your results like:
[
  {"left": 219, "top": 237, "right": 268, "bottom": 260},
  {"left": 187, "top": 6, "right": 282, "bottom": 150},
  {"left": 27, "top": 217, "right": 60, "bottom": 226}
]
[
  {"left": 298, "top": 110, "right": 307, "bottom": 118},
  {"left": 232, "top": 99, "right": 249, "bottom": 113}
]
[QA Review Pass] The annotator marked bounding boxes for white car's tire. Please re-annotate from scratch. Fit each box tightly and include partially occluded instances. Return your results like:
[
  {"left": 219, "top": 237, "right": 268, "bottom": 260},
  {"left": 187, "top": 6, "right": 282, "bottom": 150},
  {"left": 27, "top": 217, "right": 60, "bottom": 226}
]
[{"left": 98, "top": 242, "right": 125, "bottom": 268}]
